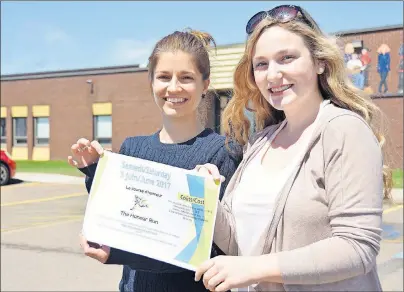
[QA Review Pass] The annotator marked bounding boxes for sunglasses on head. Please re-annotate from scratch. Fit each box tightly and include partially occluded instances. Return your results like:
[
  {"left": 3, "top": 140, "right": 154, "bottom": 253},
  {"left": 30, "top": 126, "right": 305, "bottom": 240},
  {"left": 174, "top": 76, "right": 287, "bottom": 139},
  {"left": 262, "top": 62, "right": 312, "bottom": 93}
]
[{"left": 246, "top": 5, "right": 314, "bottom": 35}]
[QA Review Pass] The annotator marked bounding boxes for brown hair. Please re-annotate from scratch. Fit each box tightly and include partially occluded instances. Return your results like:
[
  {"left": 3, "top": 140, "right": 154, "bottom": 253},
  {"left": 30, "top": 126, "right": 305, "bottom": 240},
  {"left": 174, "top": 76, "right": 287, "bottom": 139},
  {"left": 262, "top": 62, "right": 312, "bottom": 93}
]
[
  {"left": 222, "top": 14, "right": 393, "bottom": 198},
  {"left": 147, "top": 28, "right": 216, "bottom": 81}
]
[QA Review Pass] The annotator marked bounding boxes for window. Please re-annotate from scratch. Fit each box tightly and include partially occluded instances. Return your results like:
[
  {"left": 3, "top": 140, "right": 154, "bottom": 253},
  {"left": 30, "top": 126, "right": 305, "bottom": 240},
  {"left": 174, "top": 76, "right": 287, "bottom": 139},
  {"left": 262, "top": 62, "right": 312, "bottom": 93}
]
[
  {"left": 1, "top": 118, "right": 6, "bottom": 144},
  {"left": 34, "top": 117, "right": 50, "bottom": 146},
  {"left": 13, "top": 117, "right": 27, "bottom": 146},
  {"left": 94, "top": 115, "right": 112, "bottom": 145},
  {"left": 352, "top": 40, "right": 364, "bottom": 54}
]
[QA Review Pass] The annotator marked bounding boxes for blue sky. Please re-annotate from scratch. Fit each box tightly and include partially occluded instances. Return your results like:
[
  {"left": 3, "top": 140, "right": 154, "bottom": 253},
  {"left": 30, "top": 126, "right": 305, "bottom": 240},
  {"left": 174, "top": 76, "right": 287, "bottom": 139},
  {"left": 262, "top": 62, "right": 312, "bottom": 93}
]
[{"left": 1, "top": 1, "right": 403, "bottom": 75}]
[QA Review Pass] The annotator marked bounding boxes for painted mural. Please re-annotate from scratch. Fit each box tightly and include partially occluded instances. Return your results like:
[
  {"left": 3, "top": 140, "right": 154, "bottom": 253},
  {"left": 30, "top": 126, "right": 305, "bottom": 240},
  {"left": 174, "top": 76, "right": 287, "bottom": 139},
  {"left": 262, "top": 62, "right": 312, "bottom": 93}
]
[
  {"left": 398, "top": 43, "right": 403, "bottom": 94},
  {"left": 344, "top": 42, "right": 370, "bottom": 92},
  {"left": 343, "top": 40, "right": 403, "bottom": 95}
]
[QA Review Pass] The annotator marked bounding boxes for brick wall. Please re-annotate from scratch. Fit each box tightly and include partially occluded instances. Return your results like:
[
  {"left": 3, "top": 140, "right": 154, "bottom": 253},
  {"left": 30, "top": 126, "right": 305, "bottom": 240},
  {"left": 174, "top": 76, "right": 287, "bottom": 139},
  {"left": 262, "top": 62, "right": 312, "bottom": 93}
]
[
  {"left": 373, "top": 96, "right": 403, "bottom": 169},
  {"left": 1, "top": 71, "right": 161, "bottom": 159},
  {"left": 1, "top": 70, "right": 217, "bottom": 160}
]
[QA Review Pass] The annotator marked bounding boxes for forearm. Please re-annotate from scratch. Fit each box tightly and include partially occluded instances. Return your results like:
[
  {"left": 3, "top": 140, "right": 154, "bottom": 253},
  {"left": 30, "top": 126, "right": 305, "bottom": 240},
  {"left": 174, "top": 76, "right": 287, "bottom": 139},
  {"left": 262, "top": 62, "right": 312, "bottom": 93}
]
[{"left": 258, "top": 236, "right": 378, "bottom": 285}]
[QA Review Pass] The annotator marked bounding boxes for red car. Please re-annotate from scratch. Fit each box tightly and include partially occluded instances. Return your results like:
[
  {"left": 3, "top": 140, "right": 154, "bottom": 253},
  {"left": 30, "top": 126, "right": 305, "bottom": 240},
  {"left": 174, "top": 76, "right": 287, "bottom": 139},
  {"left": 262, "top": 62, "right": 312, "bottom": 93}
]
[{"left": 1, "top": 150, "right": 16, "bottom": 186}]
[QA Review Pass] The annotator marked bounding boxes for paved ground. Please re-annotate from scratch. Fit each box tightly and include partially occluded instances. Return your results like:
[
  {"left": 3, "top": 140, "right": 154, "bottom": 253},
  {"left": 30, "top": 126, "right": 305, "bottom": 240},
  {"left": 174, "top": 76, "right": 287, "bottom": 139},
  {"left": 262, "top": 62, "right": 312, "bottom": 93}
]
[
  {"left": 1, "top": 176, "right": 403, "bottom": 291},
  {"left": 1, "top": 180, "right": 122, "bottom": 291}
]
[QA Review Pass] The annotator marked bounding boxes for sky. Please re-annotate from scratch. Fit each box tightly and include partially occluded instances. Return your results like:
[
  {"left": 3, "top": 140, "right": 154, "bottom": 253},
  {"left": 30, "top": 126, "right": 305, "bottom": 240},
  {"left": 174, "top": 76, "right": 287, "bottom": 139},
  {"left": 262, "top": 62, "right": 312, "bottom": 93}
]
[{"left": 1, "top": 1, "right": 403, "bottom": 75}]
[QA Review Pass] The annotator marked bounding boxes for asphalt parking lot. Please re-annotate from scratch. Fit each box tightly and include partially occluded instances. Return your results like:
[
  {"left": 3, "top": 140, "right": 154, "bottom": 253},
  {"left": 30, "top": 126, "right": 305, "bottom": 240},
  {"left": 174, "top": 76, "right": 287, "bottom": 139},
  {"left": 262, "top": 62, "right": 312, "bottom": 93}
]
[
  {"left": 1, "top": 180, "right": 121, "bottom": 291},
  {"left": 1, "top": 179, "right": 403, "bottom": 291}
]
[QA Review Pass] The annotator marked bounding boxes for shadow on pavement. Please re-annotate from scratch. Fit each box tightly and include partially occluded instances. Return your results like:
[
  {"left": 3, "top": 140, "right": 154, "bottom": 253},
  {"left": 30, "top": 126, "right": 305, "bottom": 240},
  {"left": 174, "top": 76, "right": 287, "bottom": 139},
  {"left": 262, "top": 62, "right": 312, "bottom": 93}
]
[{"left": 7, "top": 178, "right": 24, "bottom": 185}]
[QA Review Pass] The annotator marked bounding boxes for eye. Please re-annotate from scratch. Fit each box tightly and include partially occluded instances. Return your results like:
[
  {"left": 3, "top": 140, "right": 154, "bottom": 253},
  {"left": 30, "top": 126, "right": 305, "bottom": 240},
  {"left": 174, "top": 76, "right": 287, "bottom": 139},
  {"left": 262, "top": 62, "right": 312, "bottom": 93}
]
[
  {"left": 157, "top": 75, "right": 170, "bottom": 80},
  {"left": 182, "top": 76, "right": 194, "bottom": 80},
  {"left": 253, "top": 61, "right": 268, "bottom": 69},
  {"left": 281, "top": 55, "right": 295, "bottom": 62}
]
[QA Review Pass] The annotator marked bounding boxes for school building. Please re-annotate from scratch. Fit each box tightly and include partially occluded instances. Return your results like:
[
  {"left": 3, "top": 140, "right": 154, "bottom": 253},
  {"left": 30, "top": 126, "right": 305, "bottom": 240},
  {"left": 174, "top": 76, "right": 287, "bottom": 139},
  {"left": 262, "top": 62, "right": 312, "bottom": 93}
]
[{"left": 1, "top": 24, "right": 403, "bottom": 168}]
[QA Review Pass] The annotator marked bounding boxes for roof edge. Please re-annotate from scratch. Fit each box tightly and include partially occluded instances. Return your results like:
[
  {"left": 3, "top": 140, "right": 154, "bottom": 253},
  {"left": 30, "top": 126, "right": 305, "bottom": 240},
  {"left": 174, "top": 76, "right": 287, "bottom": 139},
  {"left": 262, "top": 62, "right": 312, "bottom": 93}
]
[
  {"left": 1, "top": 64, "right": 148, "bottom": 81},
  {"left": 331, "top": 23, "right": 403, "bottom": 36}
]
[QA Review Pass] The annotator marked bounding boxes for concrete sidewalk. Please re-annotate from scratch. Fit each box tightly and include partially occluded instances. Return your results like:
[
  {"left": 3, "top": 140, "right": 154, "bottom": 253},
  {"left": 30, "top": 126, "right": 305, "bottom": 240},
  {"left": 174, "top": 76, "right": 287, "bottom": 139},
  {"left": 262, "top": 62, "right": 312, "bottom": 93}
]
[
  {"left": 14, "top": 172, "right": 85, "bottom": 185},
  {"left": 390, "top": 188, "right": 403, "bottom": 204}
]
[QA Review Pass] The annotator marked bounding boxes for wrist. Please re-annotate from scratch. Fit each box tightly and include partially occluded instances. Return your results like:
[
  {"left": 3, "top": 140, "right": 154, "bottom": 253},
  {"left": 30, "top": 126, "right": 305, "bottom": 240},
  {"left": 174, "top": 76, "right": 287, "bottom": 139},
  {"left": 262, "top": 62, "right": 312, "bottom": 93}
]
[{"left": 254, "top": 254, "right": 283, "bottom": 284}]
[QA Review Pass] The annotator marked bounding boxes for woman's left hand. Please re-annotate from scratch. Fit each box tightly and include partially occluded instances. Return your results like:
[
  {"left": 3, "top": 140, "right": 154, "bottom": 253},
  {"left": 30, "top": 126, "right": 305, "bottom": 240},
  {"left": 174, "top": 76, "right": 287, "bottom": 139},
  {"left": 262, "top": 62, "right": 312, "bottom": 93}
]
[{"left": 194, "top": 255, "right": 263, "bottom": 291}]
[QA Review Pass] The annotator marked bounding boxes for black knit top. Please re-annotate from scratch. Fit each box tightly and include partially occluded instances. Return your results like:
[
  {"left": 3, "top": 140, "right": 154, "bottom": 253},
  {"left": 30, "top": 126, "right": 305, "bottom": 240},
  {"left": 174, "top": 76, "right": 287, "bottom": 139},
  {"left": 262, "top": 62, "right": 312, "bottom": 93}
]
[{"left": 81, "top": 128, "right": 241, "bottom": 292}]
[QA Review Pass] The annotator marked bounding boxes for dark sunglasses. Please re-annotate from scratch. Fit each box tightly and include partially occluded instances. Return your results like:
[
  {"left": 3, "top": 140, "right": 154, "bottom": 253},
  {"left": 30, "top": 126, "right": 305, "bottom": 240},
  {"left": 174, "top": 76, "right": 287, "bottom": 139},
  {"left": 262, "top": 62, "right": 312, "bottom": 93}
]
[{"left": 246, "top": 5, "right": 314, "bottom": 35}]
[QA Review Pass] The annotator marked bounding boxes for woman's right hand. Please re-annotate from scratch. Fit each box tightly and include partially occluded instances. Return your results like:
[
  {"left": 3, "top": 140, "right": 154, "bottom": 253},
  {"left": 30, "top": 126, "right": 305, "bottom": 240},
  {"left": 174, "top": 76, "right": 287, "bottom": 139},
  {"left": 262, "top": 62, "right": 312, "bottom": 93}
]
[{"left": 67, "top": 138, "right": 104, "bottom": 169}]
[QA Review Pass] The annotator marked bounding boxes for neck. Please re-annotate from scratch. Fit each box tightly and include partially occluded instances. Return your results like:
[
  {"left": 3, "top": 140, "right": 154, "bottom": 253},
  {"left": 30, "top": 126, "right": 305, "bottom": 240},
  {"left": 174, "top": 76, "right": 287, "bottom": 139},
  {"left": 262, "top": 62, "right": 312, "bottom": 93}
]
[
  {"left": 159, "top": 113, "right": 205, "bottom": 144},
  {"left": 283, "top": 93, "right": 324, "bottom": 136}
]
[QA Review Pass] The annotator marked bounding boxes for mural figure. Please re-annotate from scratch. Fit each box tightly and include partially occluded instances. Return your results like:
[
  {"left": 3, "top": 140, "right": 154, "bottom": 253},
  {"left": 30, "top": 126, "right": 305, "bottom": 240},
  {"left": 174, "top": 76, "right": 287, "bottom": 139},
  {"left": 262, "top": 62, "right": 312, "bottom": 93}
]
[
  {"left": 398, "top": 44, "right": 403, "bottom": 94},
  {"left": 344, "top": 43, "right": 354, "bottom": 64},
  {"left": 360, "top": 48, "right": 371, "bottom": 88},
  {"left": 347, "top": 53, "right": 365, "bottom": 90},
  {"left": 377, "top": 44, "right": 391, "bottom": 94}
]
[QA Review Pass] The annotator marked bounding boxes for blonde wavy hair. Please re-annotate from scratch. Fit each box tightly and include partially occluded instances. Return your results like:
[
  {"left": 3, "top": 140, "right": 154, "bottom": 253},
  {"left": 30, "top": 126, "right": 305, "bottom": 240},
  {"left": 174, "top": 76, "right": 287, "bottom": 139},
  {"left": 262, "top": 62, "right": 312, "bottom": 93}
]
[{"left": 221, "top": 15, "right": 393, "bottom": 198}]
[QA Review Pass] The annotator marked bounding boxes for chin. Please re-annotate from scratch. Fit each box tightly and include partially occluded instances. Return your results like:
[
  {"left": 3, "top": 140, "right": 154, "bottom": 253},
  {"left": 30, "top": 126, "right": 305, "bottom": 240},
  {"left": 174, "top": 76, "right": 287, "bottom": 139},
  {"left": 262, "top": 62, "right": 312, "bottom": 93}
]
[
  {"left": 161, "top": 107, "right": 189, "bottom": 118},
  {"left": 267, "top": 93, "right": 297, "bottom": 111}
]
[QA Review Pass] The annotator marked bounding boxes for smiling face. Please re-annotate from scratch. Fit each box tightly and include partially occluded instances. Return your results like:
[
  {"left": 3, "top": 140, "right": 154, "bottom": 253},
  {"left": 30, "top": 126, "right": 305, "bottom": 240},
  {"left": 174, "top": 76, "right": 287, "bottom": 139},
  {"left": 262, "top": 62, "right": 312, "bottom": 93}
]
[
  {"left": 152, "top": 51, "right": 209, "bottom": 119},
  {"left": 252, "top": 25, "right": 322, "bottom": 111}
]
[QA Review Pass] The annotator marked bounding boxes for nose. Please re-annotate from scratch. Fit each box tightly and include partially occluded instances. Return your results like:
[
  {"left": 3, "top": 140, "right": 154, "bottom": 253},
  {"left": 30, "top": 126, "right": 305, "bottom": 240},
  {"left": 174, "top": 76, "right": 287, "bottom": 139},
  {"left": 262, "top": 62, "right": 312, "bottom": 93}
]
[
  {"left": 167, "top": 77, "right": 182, "bottom": 93},
  {"left": 266, "top": 62, "right": 283, "bottom": 83}
]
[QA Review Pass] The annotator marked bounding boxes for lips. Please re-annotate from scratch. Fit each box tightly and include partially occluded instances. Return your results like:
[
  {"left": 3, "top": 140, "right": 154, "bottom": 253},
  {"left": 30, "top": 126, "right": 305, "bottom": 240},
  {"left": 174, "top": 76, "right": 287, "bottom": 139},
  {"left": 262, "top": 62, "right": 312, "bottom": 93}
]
[{"left": 269, "top": 84, "right": 293, "bottom": 94}]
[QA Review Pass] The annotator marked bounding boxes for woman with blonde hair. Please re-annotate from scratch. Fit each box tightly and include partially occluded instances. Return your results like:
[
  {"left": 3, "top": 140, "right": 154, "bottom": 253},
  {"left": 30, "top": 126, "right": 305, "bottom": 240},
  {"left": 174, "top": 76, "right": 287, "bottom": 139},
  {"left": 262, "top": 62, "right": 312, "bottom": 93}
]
[{"left": 194, "top": 4, "right": 392, "bottom": 291}]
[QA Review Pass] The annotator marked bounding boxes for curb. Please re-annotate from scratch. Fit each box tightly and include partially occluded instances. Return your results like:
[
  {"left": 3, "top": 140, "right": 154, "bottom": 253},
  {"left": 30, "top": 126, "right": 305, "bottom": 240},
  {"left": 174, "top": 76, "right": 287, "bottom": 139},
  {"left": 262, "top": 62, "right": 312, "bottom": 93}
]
[{"left": 13, "top": 172, "right": 85, "bottom": 185}]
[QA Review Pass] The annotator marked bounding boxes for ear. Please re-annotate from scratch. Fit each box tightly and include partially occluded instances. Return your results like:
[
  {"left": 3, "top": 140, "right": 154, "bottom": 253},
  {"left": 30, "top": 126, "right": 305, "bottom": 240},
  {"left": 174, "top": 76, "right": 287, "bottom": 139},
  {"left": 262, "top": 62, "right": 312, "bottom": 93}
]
[
  {"left": 316, "top": 60, "right": 326, "bottom": 75},
  {"left": 203, "top": 79, "right": 210, "bottom": 94}
]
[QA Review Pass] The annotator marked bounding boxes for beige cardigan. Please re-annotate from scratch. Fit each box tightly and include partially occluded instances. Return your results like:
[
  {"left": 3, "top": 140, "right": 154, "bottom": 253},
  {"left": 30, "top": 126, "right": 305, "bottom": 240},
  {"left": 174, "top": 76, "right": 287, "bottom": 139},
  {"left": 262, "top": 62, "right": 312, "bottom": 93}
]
[{"left": 215, "top": 103, "right": 384, "bottom": 291}]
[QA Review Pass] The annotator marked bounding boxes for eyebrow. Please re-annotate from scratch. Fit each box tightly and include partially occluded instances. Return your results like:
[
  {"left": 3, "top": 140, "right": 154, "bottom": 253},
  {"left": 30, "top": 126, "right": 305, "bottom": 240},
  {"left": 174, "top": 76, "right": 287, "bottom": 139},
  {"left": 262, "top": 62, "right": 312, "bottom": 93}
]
[
  {"left": 253, "top": 49, "right": 295, "bottom": 60},
  {"left": 155, "top": 70, "right": 195, "bottom": 75}
]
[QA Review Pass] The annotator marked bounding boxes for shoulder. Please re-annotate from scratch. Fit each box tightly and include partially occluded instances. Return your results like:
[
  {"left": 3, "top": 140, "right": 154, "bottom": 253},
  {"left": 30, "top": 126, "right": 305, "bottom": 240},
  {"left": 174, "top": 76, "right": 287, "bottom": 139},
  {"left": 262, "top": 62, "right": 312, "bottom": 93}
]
[
  {"left": 321, "top": 105, "right": 380, "bottom": 152},
  {"left": 119, "top": 135, "right": 153, "bottom": 154},
  {"left": 203, "top": 131, "right": 243, "bottom": 166},
  {"left": 322, "top": 105, "right": 373, "bottom": 136}
]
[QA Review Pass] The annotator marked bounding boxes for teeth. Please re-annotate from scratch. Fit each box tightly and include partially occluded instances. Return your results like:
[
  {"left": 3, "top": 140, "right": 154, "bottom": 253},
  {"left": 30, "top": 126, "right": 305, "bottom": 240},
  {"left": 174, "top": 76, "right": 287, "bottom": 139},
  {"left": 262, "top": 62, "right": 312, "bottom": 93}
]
[
  {"left": 166, "top": 97, "right": 186, "bottom": 103},
  {"left": 271, "top": 85, "right": 292, "bottom": 92}
]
